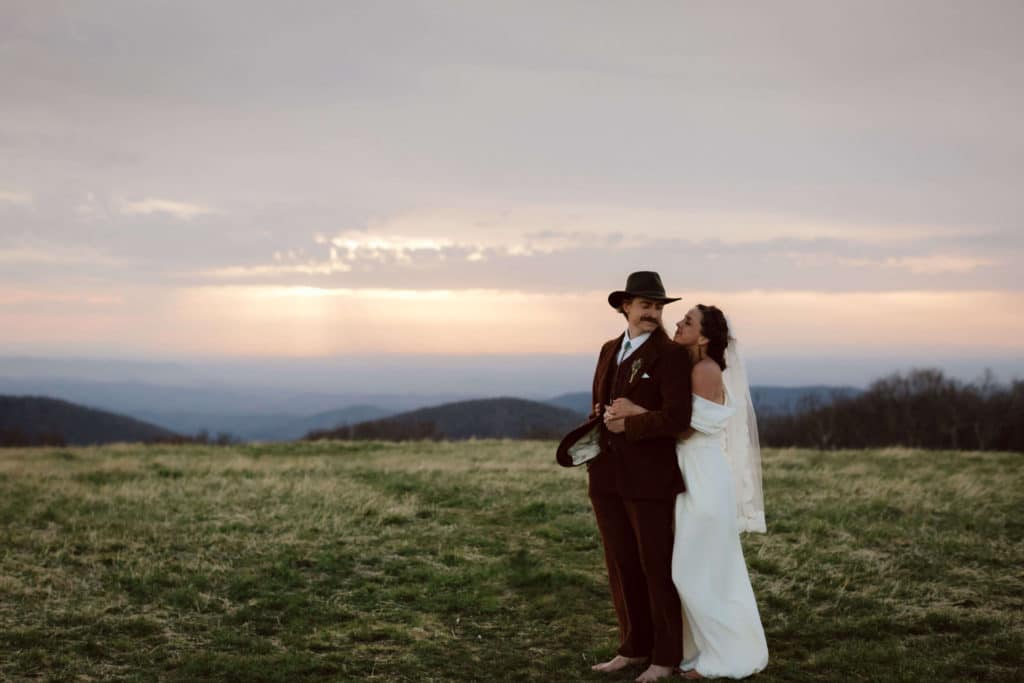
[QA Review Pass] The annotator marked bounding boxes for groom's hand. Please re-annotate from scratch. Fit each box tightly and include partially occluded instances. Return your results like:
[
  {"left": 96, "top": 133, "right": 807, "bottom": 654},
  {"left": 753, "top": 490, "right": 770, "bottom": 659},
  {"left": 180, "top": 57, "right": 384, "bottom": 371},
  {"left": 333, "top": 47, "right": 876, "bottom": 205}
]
[
  {"left": 610, "top": 397, "right": 645, "bottom": 417},
  {"left": 605, "top": 418, "right": 626, "bottom": 433},
  {"left": 603, "top": 404, "right": 626, "bottom": 433}
]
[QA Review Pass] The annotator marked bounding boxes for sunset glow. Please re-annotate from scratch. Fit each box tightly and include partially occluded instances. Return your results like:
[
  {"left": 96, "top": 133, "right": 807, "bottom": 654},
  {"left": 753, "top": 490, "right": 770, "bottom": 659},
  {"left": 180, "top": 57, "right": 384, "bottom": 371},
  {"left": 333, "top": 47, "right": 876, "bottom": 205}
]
[{"left": 1, "top": 284, "right": 1020, "bottom": 360}]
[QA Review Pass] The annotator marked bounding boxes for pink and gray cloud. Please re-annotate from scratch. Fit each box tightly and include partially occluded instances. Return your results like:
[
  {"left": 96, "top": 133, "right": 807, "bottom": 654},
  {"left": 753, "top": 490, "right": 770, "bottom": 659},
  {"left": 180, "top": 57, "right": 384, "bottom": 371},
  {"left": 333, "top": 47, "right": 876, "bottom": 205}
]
[{"left": 1, "top": 1, "right": 1022, "bottom": 362}]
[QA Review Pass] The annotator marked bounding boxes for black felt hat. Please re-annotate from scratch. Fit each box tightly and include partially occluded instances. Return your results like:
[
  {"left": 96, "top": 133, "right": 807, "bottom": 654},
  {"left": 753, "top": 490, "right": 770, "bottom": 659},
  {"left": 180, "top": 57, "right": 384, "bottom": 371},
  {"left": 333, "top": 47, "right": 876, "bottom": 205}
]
[
  {"left": 555, "top": 416, "right": 603, "bottom": 468},
  {"left": 608, "top": 271, "right": 681, "bottom": 310}
]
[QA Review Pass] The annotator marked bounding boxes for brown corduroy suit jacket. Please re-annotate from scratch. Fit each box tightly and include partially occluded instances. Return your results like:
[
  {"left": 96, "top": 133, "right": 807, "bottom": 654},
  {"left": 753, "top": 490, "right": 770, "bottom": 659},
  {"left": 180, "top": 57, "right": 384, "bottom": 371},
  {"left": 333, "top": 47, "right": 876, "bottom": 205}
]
[{"left": 587, "top": 328, "right": 693, "bottom": 500}]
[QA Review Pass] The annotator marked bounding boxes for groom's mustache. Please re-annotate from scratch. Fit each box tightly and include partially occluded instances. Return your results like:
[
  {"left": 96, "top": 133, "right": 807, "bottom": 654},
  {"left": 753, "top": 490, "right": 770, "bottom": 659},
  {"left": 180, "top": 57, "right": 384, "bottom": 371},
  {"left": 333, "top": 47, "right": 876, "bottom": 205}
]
[{"left": 640, "top": 317, "right": 659, "bottom": 324}]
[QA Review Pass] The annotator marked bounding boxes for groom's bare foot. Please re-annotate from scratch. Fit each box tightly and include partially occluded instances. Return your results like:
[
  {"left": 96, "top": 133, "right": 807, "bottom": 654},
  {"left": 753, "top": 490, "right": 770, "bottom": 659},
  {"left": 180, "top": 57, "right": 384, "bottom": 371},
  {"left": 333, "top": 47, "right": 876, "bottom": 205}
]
[
  {"left": 635, "top": 664, "right": 675, "bottom": 682},
  {"left": 591, "top": 655, "right": 646, "bottom": 673}
]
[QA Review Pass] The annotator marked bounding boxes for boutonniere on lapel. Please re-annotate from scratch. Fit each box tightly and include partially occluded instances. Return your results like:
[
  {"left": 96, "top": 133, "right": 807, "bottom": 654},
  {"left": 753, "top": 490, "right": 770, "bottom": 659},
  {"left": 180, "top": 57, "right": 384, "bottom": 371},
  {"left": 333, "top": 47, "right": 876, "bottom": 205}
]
[{"left": 629, "top": 358, "right": 643, "bottom": 384}]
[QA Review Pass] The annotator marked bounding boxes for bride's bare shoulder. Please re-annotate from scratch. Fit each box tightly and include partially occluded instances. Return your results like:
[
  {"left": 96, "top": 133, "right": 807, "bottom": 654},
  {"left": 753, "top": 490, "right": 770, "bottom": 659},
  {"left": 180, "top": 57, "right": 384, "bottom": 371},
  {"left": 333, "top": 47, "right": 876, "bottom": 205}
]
[
  {"left": 691, "top": 359, "right": 723, "bottom": 397},
  {"left": 691, "top": 358, "right": 722, "bottom": 381}
]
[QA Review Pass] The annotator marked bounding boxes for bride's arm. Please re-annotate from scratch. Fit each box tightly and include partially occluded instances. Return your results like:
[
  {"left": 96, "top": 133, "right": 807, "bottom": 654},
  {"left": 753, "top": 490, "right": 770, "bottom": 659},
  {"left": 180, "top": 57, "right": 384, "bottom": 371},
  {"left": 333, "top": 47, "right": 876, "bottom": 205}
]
[{"left": 609, "top": 397, "right": 697, "bottom": 439}]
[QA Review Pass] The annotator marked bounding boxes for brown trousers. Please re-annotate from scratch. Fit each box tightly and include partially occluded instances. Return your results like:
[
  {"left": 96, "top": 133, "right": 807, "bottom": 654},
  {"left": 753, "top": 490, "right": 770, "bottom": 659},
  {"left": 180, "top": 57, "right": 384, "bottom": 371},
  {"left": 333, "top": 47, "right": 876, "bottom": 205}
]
[{"left": 590, "top": 493, "right": 682, "bottom": 667}]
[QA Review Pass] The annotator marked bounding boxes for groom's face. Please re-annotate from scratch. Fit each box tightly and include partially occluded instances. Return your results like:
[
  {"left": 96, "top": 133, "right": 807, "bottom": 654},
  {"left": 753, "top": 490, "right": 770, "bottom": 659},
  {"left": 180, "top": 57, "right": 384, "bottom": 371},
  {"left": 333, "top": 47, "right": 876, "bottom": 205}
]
[{"left": 622, "top": 297, "right": 664, "bottom": 334}]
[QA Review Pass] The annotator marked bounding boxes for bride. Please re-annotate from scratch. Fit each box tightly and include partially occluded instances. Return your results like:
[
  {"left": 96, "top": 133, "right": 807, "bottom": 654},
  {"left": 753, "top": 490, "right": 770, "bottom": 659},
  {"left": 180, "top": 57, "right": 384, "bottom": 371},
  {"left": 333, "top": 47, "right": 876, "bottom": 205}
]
[{"left": 606, "top": 304, "right": 769, "bottom": 679}]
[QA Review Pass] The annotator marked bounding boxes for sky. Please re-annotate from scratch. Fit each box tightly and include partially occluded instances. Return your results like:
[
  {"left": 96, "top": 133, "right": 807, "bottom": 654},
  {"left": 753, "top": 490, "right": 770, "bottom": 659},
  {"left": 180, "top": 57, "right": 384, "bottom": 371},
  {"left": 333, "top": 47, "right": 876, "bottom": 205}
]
[{"left": 2, "top": 1, "right": 1023, "bottom": 388}]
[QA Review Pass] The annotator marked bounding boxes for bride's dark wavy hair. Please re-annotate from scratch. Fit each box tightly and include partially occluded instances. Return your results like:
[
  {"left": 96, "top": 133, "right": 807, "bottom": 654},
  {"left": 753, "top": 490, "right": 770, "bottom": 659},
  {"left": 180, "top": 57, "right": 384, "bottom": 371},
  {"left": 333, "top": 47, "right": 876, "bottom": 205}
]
[{"left": 697, "top": 304, "right": 729, "bottom": 371}]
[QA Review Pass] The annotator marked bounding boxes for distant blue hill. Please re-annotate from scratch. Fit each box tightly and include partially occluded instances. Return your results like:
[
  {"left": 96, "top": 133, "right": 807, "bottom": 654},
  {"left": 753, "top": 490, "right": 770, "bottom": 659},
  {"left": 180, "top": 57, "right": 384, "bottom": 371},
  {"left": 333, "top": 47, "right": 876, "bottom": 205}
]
[
  {"left": 546, "top": 392, "right": 594, "bottom": 416},
  {"left": 311, "top": 397, "right": 585, "bottom": 441},
  {"left": 1, "top": 382, "right": 863, "bottom": 446},
  {"left": 0, "top": 376, "right": 462, "bottom": 441},
  {"left": 134, "top": 405, "right": 395, "bottom": 442},
  {"left": 0, "top": 376, "right": 454, "bottom": 416},
  {"left": 0, "top": 395, "right": 178, "bottom": 446}
]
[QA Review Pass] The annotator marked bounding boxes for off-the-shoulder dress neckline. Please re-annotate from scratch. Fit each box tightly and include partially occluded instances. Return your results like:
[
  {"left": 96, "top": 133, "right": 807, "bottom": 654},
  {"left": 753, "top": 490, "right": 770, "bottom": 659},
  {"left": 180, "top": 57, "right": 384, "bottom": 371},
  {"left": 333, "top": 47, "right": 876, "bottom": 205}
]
[{"left": 693, "top": 384, "right": 730, "bottom": 407}]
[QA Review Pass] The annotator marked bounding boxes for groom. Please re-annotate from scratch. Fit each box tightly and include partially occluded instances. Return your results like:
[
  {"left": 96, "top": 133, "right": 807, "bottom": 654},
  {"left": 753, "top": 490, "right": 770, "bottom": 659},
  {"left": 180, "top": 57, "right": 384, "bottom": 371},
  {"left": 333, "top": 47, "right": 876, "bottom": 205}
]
[{"left": 587, "top": 271, "right": 692, "bottom": 682}]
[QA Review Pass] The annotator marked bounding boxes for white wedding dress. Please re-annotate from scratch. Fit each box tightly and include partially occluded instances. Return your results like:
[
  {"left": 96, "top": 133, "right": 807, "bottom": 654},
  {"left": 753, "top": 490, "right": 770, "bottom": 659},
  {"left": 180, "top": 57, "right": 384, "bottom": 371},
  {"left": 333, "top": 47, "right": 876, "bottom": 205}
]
[{"left": 672, "top": 388, "right": 769, "bottom": 678}]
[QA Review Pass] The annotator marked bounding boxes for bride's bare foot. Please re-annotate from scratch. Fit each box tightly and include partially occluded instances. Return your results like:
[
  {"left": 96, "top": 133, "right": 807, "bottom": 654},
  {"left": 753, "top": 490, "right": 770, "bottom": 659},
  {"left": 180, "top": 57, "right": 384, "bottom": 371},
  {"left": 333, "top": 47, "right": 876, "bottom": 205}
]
[
  {"left": 680, "top": 670, "right": 703, "bottom": 679},
  {"left": 591, "top": 655, "right": 646, "bottom": 673},
  {"left": 635, "top": 664, "right": 675, "bottom": 682}
]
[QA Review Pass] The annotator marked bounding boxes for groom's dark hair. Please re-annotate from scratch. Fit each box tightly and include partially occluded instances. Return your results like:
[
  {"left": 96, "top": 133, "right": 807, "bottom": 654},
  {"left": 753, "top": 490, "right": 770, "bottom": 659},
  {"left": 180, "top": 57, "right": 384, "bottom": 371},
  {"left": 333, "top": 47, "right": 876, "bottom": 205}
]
[
  {"left": 697, "top": 304, "right": 729, "bottom": 371},
  {"left": 618, "top": 296, "right": 633, "bottom": 318}
]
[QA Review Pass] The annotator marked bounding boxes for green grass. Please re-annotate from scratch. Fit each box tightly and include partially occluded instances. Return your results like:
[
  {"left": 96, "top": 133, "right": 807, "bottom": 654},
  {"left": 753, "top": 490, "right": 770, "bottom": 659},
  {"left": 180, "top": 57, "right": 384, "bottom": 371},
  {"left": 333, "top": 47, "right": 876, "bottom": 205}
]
[{"left": 1, "top": 441, "right": 1021, "bottom": 682}]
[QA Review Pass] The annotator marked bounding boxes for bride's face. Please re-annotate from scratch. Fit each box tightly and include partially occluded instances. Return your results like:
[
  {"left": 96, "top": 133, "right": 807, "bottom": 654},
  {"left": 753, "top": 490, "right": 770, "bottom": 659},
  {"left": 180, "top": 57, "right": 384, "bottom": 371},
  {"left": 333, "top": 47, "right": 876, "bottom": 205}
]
[{"left": 673, "top": 307, "right": 704, "bottom": 347}]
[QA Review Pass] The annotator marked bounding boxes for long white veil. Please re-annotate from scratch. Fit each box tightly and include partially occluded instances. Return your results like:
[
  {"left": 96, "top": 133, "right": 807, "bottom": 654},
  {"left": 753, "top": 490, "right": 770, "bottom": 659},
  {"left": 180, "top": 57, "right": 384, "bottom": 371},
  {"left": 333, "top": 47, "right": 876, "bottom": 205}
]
[{"left": 722, "top": 325, "right": 767, "bottom": 533}]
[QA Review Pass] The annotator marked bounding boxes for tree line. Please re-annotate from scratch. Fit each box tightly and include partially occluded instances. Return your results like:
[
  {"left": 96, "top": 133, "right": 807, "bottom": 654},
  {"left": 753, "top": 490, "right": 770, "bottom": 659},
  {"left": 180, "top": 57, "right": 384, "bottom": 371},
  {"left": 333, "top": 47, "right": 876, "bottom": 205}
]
[{"left": 758, "top": 368, "right": 1024, "bottom": 452}]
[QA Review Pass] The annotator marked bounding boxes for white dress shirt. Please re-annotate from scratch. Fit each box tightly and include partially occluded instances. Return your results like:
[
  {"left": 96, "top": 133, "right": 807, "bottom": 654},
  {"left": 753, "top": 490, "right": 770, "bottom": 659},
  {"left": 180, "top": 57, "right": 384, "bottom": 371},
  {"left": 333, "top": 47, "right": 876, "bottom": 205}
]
[{"left": 618, "top": 330, "right": 651, "bottom": 365}]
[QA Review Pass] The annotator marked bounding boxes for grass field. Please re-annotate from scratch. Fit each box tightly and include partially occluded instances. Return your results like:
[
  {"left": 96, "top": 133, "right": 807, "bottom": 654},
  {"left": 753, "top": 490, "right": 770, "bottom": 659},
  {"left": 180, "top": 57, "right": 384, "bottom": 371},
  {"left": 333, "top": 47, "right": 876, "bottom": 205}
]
[{"left": 1, "top": 441, "right": 1021, "bottom": 682}]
